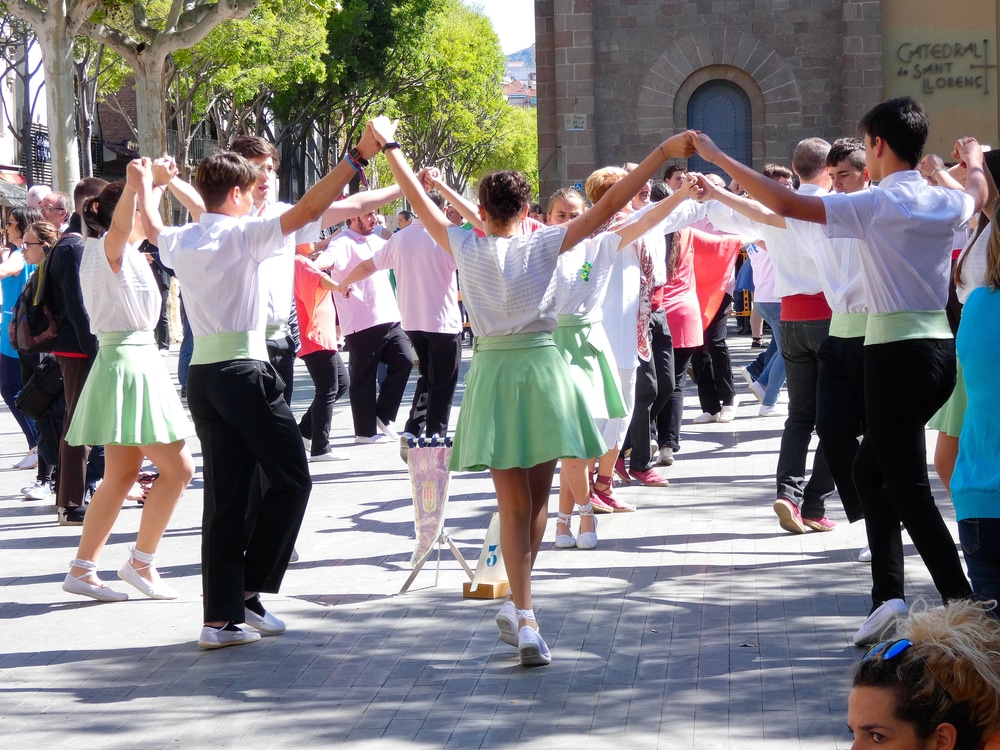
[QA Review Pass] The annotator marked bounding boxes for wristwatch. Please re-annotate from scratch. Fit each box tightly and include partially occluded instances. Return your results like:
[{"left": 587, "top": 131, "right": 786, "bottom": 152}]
[{"left": 349, "top": 147, "right": 369, "bottom": 167}]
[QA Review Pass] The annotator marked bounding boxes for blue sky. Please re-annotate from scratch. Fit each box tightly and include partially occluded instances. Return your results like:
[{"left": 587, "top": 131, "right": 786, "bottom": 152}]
[{"left": 474, "top": 0, "right": 536, "bottom": 54}]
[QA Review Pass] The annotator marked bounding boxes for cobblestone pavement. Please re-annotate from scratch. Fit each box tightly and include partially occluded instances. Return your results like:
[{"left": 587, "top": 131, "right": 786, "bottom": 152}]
[{"left": 0, "top": 332, "right": 951, "bottom": 749}]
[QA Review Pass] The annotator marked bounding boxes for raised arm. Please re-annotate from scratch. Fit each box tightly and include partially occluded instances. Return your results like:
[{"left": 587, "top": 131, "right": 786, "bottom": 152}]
[
  {"left": 133, "top": 158, "right": 165, "bottom": 247},
  {"left": 612, "top": 177, "right": 699, "bottom": 247},
  {"left": 918, "top": 154, "right": 965, "bottom": 192},
  {"left": 105, "top": 176, "right": 141, "bottom": 273},
  {"left": 429, "top": 174, "right": 485, "bottom": 233},
  {"left": 156, "top": 157, "right": 206, "bottom": 222},
  {"left": 954, "top": 137, "right": 988, "bottom": 214},
  {"left": 372, "top": 118, "right": 455, "bottom": 256},
  {"left": 280, "top": 126, "right": 385, "bottom": 237},
  {"left": 561, "top": 131, "right": 697, "bottom": 251},
  {"left": 321, "top": 185, "right": 402, "bottom": 227},
  {"left": 693, "top": 172, "right": 787, "bottom": 228},
  {"left": 693, "top": 133, "right": 827, "bottom": 224}
]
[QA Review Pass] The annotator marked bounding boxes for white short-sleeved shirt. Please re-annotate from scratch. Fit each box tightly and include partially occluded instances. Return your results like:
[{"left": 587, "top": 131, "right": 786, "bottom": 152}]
[
  {"left": 320, "top": 227, "right": 398, "bottom": 336},
  {"left": 79, "top": 237, "right": 160, "bottom": 334},
  {"left": 158, "top": 213, "right": 284, "bottom": 337},
  {"left": 554, "top": 232, "right": 620, "bottom": 316},
  {"left": 447, "top": 224, "right": 566, "bottom": 337},
  {"left": 822, "top": 170, "right": 975, "bottom": 312},
  {"left": 601, "top": 237, "right": 642, "bottom": 369},
  {"left": 254, "top": 201, "right": 321, "bottom": 327},
  {"left": 371, "top": 219, "right": 461, "bottom": 334}
]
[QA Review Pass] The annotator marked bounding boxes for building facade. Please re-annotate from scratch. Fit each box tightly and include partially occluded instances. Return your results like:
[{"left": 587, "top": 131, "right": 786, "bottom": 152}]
[{"left": 535, "top": 0, "right": 999, "bottom": 197}]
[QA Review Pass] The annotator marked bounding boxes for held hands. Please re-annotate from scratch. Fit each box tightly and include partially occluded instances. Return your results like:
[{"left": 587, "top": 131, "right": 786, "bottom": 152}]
[
  {"left": 691, "top": 131, "right": 724, "bottom": 163},
  {"left": 684, "top": 173, "right": 713, "bottom": 201},
  {"left": 365, "top": 116, "right": 399, "bottom": 152},
  {"left": 126, "top": 157, "right": 153, "bottom": 191},
  {"left": 660, "top": 131, "right": 697, "bottom": 159},
  {"left": 415, "top": 167, "right": 438, "bottom": 192},
  {"left": 953, "top": 136, "right": 983, "bottom": 168},
  {"left": 151, "top": 156, "right": 178, "bottom": 188}
]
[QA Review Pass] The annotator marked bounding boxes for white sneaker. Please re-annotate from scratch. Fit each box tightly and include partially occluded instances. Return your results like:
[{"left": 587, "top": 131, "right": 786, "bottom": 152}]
[
  {"left": 517, "top": 626, "right": 552, "bottom": 666},
  {"left": 309, "top": 450, "right": 350, "bottom": 462},
  {"left": 198, "top": 624, "right": 261, "bottom": 649},
  {"left": 22, "top": 480, "right": 54, "bottom": 501},
  {"left": 740, "top": 365, "right": 756, "bottom": 387},
  {"left": 759, "top": 403, "right": 785, "bottom": 417},
  {"left": 376, "top": 418, "right": 399, "bottom": 440},
  {"left": 718, "top": 405, "right": 735, "bottom": 423},
  {"left": 858, "top": 544, "right": 872, "bottom": 563},
  {"left": 13, "top": 447, "right": 38, "bottom": 470},
  {"left": 692, "top": 411, "right": 719, "bottom": 424},
  {"left": 748, "top": 379, "right": 766, "bottom": 403},
  {"left": 853, "top": 598, "right": 907, "bottom": 646},
  {"left": 355, "top": 434, "right": 387, "bottom": 445}
]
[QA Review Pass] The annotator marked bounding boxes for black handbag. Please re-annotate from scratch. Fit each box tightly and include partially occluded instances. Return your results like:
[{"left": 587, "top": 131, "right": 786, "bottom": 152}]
[
  {"left": 9, "top": 259, "right": 59, "bottom": 354},
  {"left": 15, "top": 355, "right": 64, "bottom": 421}
]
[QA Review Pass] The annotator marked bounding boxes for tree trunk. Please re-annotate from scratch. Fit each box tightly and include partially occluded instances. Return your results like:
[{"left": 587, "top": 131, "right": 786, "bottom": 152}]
[
  {"left": 34, "top": 18, "right": 79, "bottom": 191},
  {"left": 132, "top": 53, "right": 168, "bottom": 159}
]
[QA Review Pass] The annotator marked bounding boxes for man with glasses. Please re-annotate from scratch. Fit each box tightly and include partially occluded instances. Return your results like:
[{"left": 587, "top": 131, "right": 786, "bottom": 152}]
[{"left": 38, "top": 192, "right": 71, "bottom": 232}]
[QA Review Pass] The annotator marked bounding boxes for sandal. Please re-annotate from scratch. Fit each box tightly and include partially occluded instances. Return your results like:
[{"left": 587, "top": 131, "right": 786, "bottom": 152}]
[
  {"left": 576, "top": 502, "right": 598, "bottom": 550},
  {"left": 554, "top": 511, "right": 576, "bottom": 549},
  {"left": 135, "top": 471, "right": 160, "bottom": 506}
]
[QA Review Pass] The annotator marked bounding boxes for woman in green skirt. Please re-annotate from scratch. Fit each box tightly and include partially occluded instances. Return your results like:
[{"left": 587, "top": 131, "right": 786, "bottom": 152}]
[
  {"left": 374, "top": 115, "right": 695, "bottom": 665},
  {"left": 62, "top": 175, "right": 195, "bottom": 603}
]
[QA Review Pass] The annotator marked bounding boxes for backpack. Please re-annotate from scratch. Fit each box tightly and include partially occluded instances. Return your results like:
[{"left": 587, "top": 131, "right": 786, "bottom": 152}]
[{"left": 9, "top": 258, "right": 59, "bottom": 354}]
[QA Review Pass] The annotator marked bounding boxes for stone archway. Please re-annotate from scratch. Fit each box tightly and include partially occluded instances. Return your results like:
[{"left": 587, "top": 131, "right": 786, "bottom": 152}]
[{"left": 636, "top": 29, "right": 802, "bottom": 170}]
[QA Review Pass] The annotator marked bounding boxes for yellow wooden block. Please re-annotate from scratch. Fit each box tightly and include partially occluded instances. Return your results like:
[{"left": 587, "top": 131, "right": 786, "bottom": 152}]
[{"left": 462, "top": 580, "right": 510, "bottom": 599}]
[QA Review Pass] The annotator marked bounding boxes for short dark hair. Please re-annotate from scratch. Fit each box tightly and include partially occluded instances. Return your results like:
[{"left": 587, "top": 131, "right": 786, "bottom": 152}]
[
  {"left": 763, "top": 163, "right": 794, "bottom": 182},
  {"left": 230, "top": 135, "right": 278, "bottom": 164},
  {"left": 649, "top": 179, "right": 671, "bottom": 202},
  {"left": 477, "top": 171, "right": 531, "bottom": 224},
  {"left": 82, "top": 182, "right": 126, "bottom": 237},
  {"left": 194, "top": 152, "right": 258, "bottom": 212},
  {"left": 663, "top": 164, "right": 686, "bottom": 181},
  {"left": 73, "top": 177, "right": 108, "bottom": 212},
  {"left": 858, "top": 96, "right": 929, "bottom": 168},
  {"left": 398, "top": 210, "right": 414, "bottom": 221},
  {"left": 827, "top": 138, "right": 867, "bottom": 170}
]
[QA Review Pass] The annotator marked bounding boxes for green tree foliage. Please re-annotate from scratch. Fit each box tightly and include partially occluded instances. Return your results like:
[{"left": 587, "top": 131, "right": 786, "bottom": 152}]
[{"left": 398, "top": 0, "right": 530, "bottom": 192}]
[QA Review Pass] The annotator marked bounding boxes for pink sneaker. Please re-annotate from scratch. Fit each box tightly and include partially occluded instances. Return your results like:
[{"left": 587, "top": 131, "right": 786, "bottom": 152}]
[
  {"left": 627, "top": 467, "right": 670, "bottom": 487},
  {"left": 773, "top": 498, "right": 806, "bottom": 534},
  {"left": 803, "top": 516, "right": 837, "bottom": 532}
]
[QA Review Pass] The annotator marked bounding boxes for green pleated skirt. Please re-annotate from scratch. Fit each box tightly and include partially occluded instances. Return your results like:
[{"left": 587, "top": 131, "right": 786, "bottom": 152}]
[
  {"left": 553, "top": 314, "right": 627, "bottom": 421},
  {"left": 449, "top": 332, "right": 607, "bottom": 472},
  {"left": 66, "top": 331, "right": 194, "bottom": 447}
]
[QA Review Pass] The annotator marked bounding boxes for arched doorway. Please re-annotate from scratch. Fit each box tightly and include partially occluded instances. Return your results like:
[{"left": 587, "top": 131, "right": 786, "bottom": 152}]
[{"left": 686, "top": 80, "right": 752, "bottom": 178}]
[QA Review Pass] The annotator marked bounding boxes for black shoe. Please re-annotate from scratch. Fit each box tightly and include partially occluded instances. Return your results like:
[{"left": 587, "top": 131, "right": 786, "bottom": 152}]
[{"left": 58, "top": 506, "right": 86, "bottom": 526}]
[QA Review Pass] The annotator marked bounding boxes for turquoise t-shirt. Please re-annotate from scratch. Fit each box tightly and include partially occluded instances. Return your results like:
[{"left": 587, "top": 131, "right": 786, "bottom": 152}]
[{"left": 0, "top": 251, "right": 35, "bottom": 359}]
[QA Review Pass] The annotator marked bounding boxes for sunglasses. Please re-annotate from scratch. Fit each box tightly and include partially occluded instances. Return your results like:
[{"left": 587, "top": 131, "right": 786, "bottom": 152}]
[{"left": 863, "top": 638, "right": 913, "bottom": 662}]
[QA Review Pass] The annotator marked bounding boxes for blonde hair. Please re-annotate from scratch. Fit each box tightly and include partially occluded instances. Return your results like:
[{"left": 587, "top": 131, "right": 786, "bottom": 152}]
[
  {"left": 854, "top": 600, "right": 1000, "bottom": 747},
  {"left": 585, "top": 167, "right": 626, "bottom": 204}
]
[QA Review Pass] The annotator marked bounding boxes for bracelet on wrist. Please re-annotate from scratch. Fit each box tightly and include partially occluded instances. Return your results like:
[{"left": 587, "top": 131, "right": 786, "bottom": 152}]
[
  {"left": 930, "top": 168, "right": 943, "bottom": 180},
  {"left": 382, "top": 142, "right": 401, "bottom": 152}
]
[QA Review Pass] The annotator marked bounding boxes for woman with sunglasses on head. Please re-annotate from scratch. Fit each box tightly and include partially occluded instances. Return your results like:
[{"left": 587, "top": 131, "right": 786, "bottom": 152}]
[
  {"left": 1, "top": 207, "right": 43, "bottom": 470},
  {"left": 850, "top": 600, "right": 1000, "bottom": 750}
]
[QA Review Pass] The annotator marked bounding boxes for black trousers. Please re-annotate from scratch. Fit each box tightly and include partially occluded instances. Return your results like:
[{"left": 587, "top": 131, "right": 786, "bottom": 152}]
[
  {"left": 659, "top": 346, "right": 698, "bottom": 453},
  {"left": 693, "top": 293, "right": 735, "bottom": 414},
  {"left": 815, "top": 334, "right": 865, "bottom": 523},
  {"left": 775, "top": 318, "right": 835, "bottom": 518},
  {"left": 54, "top": 356, "right": 103, "bottom": 508},
  {"left": 855, "top": 339, "right": 971, "bottom": 606},
  {"left": 266, "top": 334, "right": 297, "bottom": 407},
  {"left": 188, "top": 358, "right": 312, "bottom": 624},
  {"left": 403, "top": 330, "right": 462, "bottom": 438},
  {"left": 344, "top": 322, "right": 413, "bottom": 438},
  {"left": 623, "top": 310, "right": 673, "bottom": 471},
  {"left": 299, "top": 349, "right": 349, "bottom": 455}
]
